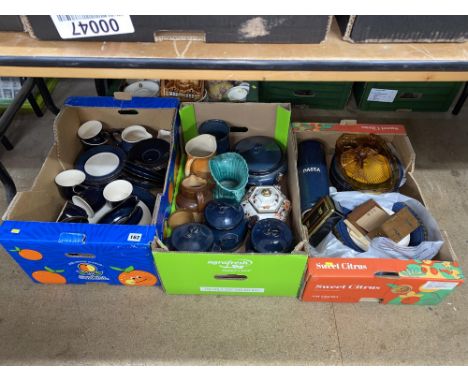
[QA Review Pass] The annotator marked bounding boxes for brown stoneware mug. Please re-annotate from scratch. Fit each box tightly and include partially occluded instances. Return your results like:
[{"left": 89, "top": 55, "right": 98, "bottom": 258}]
[{"left": 176, "top": 175, "right": 213, "bottom": 213}]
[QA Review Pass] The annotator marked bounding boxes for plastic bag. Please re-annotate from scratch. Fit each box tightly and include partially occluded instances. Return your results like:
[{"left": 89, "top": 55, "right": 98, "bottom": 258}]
[{"left": 308, "top": 191, "right": 444, "bottom": 260}]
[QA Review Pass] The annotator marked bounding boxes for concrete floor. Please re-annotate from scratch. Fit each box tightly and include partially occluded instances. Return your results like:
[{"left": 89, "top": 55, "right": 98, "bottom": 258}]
[{"left": 0, "top": 79, "right": 467, "bottom": 365}]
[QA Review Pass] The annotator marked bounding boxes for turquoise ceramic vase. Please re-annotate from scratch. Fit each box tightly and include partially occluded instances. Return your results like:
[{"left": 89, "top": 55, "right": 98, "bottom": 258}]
[{"left": 209, "top": 152, "right": 249, "bottom": 203}]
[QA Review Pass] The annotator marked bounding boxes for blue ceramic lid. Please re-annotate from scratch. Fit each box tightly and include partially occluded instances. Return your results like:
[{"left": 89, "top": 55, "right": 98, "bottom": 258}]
[
  {"left": 234, "top": 136, "right": 283, "bottom": 175},
  {"left": 251, "top": 218, "right": 293, "bottom": 253},
  {"left": 170, "top": 223, "right": 214, "bottom": 252},
  {"left": 204, "top": 199, "right": 244, "bottom": 231}
]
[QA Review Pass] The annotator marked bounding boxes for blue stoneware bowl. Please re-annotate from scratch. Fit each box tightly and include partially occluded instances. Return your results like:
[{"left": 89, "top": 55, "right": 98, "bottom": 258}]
[
  {"left": 211, "top": 219, "right": 248, "bottom": 252},
  {"left": 204, "top": 199, "right": 247, "bottom": 252},
  {"left": 128, "top": 138, "right": 170, "bottom": 169},
  {"left": 199, "top": 119, "right": 230, "bottom": 154},
  {"left": 169, "top": 223, "right": 214, "bottom": 252},
  {"left": 57, "top": 201, "right": 89, "bottom": 223},
  {"left": 132, "top": 186, "right": 156, "bottom": 213},
  {"left": 97, "top": 195, "right": 142, "bottom": 225},
  {"left": 250, "top": 218, "right": 293, "bottom": 253},
  {"left": 75, "top": 145, "right": 127, "bottom": 186},
  {"left": 204, "top": 199, "right": 244, "bottom": 231}
]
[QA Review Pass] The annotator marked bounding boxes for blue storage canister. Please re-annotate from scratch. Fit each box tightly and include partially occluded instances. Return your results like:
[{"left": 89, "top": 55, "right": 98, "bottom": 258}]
[{"left": 297, "top": 140, "right": 330, "bottom": 216}]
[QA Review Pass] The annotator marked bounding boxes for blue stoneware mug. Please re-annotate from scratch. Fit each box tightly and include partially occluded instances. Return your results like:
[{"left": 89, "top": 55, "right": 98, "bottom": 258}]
[
  {"left": 297, "top": 140, "right": 330, "bottom": 217},
  {"left": 54, "top": 169, "right": 86, "bottom": 200},
  {"left": 209, "top": 152, "right": 249, "bottom": 203},
  {"left": 199, "top": 119, "right": 230, "bottom": 154}
]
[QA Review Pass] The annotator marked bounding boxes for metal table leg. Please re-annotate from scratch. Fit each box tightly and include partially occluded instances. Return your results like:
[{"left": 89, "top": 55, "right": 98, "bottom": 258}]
[
  {"left": 452, "top": 82, "right": 468, "bottom": 115},
  {"left": 0, "top": 77, "right": 36, "bottom": 203},
  {"left": 34, "top": 78, "right": 60, "bottom": 115}
]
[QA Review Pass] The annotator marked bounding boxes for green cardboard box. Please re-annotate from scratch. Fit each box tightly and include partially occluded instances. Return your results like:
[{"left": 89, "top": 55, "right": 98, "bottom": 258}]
[{"left": 153, "top": 102, "right": 308, "bottom": 296}]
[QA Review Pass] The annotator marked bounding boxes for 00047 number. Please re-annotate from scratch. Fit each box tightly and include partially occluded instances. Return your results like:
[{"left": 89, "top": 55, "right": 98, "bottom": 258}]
[{"left": 71, "top": 18, "right": 120, "bottom": 36}]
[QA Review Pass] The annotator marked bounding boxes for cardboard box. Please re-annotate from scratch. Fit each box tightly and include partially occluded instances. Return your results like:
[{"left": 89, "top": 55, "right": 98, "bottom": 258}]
[
  {"left": 336, "top": 16, "right": 468, "bottom": 43},
  {"left": 0, "top": 96, "right": 179, "bottom": 286},
  {"left": 292, "top": 122, "right": 464, "bottom": 305},
  {"left": 0, "top": 16, "right": 24, "bottom": 32},
  {"left": 23, "top": 16, "right": 332, "bottom": 43},
  {"left": 153, "top": 103, "right": 308, "bottom": 297}
]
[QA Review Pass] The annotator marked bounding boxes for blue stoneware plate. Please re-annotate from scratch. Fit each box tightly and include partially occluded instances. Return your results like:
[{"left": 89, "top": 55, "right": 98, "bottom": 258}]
[{"left": 75, "top": 145, "right": 127, "bottom": 186}]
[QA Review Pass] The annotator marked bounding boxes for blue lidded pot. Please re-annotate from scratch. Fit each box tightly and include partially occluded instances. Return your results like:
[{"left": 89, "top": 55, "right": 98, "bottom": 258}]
[
  {"left": 250, "top": 218, "right": 293, "bottom": 253},
  {"left": 297, "top": 140, "right": 330, "bottom": 217},
  {"left": 204, "top": 199, "right": 248, "bottom": 252},
  {"left": 169, "top": 223, "right": 214, "bottom": 252},
  {"left": 234, "top": 136, "right": 287, "bottom": 185}
]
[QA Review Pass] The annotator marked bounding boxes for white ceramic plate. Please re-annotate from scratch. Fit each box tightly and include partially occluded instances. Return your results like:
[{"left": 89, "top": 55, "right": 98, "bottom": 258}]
[
  {"left": 124, "top": 80, "right": 160, "bottom": 97},
  {"left": 84, "top": 152, "right": 120, "bottom": 177}
]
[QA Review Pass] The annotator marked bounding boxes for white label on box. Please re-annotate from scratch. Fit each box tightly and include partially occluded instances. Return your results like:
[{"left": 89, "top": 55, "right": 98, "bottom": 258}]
[
  {"left": 50, "top": 15, "right": 134, "bottom": 39},
  {"left": 367, "top": 88, "right": 398, "bottom": 103},
  {"left": 127, "top": 233, "right": 142, "bottom": 242},
  {"left": 200, "top": 287, "right": 265, "bottom": 293},
  {"left": 421, "top": 281, "right": 459, "bottom": 291}
]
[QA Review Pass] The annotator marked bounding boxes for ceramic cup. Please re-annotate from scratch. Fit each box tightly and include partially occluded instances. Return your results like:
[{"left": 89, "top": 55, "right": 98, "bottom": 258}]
[
  {"left": 115, "top": 125, "right": 153, "bottom": 152},
  {"left": 77, "top": 120, "right": 109, "bottom": 148},
  {"left": 184, "top": 134, "right": 217, "bottom": 179},
  {"left": 226, "top": 83, "right": 249, "bottom": 102},
  {"left": 55, "top": 169, "right": 86, "bottom": 200},
  {"left": 57, "top": 201, "right": 89, "bottom": 223},
  {"left": 198, "top": 120, "right": 230, "bottom": 154},
  {"left": 103, "top": 179, "right": 134, "bottom": 207},
  {"left": 168, "top": 209, "right": 203, "bottom": 230},
  {"left": 175, "top": 175, "right": 212, "bottom": 213},
  {"left": 209, "top": 152, "right": 249, "bottom": 203}
]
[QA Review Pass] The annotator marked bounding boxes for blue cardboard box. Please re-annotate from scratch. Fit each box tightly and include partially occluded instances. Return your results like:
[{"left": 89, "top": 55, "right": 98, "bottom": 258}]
[{"left": 0, "top": 96, "right": 179, "bottom": 286}]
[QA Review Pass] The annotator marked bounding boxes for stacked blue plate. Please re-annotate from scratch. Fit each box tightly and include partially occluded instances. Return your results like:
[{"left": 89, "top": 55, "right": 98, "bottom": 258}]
[{"left": 124, "top": 138, "right": 170, "bottom": 189}]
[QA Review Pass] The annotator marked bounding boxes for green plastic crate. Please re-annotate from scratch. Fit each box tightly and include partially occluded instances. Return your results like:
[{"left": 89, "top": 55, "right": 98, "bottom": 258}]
[
  {"left": 259, "top": 81, "right": 353, "bottom": 109},
  {"left": 354, "top": 82, "right": 463, "bottom": 112},
  {"left": 0, "top": 78, "right": 59, "bottom": 113}
]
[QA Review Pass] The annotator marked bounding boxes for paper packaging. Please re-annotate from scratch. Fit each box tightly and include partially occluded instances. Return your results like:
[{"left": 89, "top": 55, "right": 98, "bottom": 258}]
[
  {"left": 367, "top": 206, "right": 420, "bottom": 242},
  {"left": 0, "top": 96, "right": 180, "bottom": 286},
  {"left": 153, "top": 103, "right": 308, "bottom": 297},
  {"left": 293, "top": 122, "right": 464, "bottom": 305}
]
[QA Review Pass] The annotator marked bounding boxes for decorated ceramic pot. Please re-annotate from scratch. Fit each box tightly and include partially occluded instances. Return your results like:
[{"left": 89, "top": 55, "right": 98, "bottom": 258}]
[{"left": 241, "top": 185, "right": 291, "bottom": 222}]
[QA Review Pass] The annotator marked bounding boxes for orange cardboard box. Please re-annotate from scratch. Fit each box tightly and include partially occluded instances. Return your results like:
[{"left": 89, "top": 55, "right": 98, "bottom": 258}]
[{"left": 293, "top": 122, "right": 464, "bottom": 305}]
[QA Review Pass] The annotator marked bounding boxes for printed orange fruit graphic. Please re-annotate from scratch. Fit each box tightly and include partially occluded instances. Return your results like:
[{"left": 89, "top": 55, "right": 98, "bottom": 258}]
[
  {"left": 32, "top": 267, "right": 67, "bottom": 284},
  {"left": 110, "top": 266, "right": 157, "bottom": 286},
  {"left": 11, "top": 247, "right": 43, "bottom": 261},
  {"left": 79, "top": 263, "right": 96, "bottom": 273}
]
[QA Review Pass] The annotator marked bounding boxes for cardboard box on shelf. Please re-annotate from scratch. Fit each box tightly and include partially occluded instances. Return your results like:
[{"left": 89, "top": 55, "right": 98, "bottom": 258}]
[
  {"left": 292, "top": 122, "right": 464, "bottom": 305},
  {"left": 0, "top": 96, "right": 180, "bottom": 286},
  {"left": 336, "top": 16, "right": 468, "bottom": 43},
  {"left": 23, "top": 16, "right": 332, "bottom": 44},
  {"left": 153, "top": 102, "right": 308, "bottom": 297}
]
